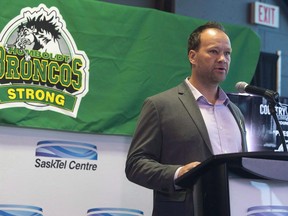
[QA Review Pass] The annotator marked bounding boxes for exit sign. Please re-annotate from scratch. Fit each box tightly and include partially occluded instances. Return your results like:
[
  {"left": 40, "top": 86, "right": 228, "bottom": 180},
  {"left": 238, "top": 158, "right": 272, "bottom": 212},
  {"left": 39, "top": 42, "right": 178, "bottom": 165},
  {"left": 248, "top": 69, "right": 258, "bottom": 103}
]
[{"left": 251, "top": 2, "right": 279, "bottom": 28}]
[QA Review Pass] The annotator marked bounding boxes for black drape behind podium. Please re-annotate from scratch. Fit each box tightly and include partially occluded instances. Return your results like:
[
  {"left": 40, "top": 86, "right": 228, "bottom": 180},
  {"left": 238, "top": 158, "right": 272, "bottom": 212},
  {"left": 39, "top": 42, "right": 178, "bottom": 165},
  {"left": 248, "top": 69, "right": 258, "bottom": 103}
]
[{"left": 176, "top": 152, "right": 288, "bottom": 216}]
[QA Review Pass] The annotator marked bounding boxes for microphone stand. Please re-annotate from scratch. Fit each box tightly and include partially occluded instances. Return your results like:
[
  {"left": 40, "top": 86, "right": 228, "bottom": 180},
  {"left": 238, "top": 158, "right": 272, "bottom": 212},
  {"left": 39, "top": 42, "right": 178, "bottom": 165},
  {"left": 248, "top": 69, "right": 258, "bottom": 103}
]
[{"left": 267, "top": 93, "right": 287, "bottom": 152}]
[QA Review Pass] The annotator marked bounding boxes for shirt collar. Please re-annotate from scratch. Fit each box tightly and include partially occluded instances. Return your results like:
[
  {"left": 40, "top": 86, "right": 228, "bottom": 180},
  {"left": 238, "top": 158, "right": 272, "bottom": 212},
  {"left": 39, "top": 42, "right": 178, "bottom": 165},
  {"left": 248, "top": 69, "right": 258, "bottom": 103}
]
[{"left": 185, "top": 77, "right": 230, "bottom": 106}]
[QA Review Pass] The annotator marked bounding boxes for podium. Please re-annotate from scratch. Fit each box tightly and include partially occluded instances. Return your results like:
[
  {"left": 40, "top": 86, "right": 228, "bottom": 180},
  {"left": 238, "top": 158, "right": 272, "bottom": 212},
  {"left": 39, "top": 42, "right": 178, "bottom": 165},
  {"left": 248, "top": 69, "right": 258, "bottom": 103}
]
[{"left": 175, "top": 152, "right": 288, "bottom": 216}]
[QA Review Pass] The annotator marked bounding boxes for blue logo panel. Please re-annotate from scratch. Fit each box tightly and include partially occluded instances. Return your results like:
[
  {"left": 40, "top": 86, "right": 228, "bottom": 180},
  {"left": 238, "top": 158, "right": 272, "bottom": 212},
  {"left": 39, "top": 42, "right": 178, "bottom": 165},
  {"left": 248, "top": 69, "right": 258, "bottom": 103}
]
[
  {"left": 247, "top": 205, "right": 288, "bottom": 215},
  {"left": 36, "top": 140, "right": 97, "bottom": 160},
  {"left": 87, "top": 208, "right": 144, "bottom": 216},
  {"left": 0, "top": 204, "right": 43, "bottom": 216}
]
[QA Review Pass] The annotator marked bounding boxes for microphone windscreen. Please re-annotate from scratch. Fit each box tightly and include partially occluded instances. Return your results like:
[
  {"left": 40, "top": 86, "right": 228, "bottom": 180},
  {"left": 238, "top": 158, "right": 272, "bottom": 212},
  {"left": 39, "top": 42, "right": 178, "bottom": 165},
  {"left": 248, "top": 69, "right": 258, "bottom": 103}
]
[{"left": 235, "top": 81, "right": 248, "bottom": 93}]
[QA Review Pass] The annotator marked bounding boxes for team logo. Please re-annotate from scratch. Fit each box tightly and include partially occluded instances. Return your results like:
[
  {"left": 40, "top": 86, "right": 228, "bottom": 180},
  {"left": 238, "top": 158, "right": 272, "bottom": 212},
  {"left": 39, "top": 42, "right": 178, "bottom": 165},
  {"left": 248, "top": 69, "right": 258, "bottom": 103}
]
[{"left": 0, "top": 4, "right": 89, "bottom": 117}]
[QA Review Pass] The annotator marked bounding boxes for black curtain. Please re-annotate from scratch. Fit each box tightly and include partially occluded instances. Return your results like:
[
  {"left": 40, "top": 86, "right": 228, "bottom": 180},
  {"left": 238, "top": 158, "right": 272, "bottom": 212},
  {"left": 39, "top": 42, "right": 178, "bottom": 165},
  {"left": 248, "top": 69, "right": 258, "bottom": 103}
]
[
  {"left": 154, "top": 0, "right": 175, "bottom": 12},
  {"left": 250, "top": 52, "right": 278, "bottom": 91}
]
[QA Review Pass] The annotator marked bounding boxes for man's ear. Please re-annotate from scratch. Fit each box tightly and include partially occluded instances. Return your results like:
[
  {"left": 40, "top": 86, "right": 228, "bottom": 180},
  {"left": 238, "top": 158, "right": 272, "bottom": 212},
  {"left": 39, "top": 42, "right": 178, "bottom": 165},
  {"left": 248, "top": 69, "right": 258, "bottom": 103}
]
[{"left": 188, "top": 50, "right": 196, "bottom": 65}]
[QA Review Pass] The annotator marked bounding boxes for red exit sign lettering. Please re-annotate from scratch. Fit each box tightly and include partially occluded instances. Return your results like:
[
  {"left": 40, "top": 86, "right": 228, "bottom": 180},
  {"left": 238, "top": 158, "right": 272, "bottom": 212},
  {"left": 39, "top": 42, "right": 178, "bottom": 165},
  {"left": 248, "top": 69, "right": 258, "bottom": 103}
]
[{"left": 251, "top": 2, "right": 279, "bottom": 28}]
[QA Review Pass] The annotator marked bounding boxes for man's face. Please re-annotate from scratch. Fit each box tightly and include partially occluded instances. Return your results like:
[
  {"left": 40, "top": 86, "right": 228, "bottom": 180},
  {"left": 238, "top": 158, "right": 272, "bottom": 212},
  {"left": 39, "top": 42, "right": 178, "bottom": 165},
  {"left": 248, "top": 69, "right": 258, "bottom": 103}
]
[{"left": 188, "top": 28, "right": 232, "bottom": 85}]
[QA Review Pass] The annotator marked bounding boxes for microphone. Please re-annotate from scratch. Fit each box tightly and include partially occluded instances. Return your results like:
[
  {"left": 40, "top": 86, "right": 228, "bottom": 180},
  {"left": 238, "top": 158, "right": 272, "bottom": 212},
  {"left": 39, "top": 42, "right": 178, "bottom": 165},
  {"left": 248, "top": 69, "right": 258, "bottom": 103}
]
[{"left": 235, "top": 81, "right": 279, "bottom": 101}]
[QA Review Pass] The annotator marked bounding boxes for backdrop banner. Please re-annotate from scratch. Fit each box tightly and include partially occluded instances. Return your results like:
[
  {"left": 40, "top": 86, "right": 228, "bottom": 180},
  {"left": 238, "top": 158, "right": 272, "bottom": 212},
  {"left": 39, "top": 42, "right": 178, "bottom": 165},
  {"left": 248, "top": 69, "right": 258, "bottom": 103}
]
[
  {"left": 0, "top": 0, "right": 260, "bottom": 135},
  {"left": 0, "top": 125, "right": 152, "bottom": 216},
  {"left": 228, "top": 94, "right": 288, "bottom": 152}
]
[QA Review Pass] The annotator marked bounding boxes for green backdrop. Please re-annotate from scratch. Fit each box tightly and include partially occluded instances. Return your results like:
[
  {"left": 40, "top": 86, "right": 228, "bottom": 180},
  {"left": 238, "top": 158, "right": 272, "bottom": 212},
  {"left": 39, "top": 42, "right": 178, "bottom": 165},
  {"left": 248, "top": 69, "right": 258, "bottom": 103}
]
[{"left": 0, "top": 0, "right": 260, "bottom": 135}]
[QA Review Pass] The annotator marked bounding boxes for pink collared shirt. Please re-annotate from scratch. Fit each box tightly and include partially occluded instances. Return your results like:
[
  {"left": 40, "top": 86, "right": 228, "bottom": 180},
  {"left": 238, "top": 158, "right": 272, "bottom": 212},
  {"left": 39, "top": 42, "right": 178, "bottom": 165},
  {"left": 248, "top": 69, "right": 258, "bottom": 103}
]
[
  {"left": 174, "top": 79, "right": 242, "bottom": 183},
  {"left": 185, "top": 78, "right": 242, "bottom": 154}
]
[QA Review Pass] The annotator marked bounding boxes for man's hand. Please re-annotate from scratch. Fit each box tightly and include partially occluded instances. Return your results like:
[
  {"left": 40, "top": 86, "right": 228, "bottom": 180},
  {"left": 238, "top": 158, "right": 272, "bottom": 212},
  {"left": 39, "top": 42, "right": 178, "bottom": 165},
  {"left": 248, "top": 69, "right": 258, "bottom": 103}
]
[{"left": 177, "top": 161, "right": 201, "bottom": 178}]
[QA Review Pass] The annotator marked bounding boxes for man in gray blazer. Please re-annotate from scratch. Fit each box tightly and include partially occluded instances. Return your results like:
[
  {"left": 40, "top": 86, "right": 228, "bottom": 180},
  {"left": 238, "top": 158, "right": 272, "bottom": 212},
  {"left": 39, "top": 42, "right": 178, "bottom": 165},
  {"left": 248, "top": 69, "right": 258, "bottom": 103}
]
[{"left": 125, "top": 22, "right": 247, "bottom": 216}]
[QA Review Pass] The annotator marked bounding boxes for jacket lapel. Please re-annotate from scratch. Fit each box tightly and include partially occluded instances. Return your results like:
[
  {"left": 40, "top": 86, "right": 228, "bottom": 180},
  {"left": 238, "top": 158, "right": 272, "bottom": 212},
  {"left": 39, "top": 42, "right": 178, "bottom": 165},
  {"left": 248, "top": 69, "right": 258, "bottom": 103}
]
[
  {"left": 177, "top": 81, "right": 213, "bottom": 154},
  {"left": 227, "top": 102, "right": 248, "bottom": 152}
]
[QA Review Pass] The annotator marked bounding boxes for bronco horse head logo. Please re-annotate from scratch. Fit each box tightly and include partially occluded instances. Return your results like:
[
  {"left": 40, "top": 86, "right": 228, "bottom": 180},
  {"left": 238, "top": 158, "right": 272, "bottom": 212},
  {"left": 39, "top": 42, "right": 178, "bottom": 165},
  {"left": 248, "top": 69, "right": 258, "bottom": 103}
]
[
  {"left": 6, "top": 15, "right": 62, "bottom": 61},
  {"left": 0, "top": 4, "right": 89, "bottom": 117}
]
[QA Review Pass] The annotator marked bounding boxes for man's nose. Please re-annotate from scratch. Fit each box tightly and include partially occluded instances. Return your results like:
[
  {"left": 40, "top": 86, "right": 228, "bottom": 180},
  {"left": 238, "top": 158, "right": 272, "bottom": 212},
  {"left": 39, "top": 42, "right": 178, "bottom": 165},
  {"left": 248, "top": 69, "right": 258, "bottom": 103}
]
[{"left": 218, "top": 53, "right": 227, "bottom": 62}]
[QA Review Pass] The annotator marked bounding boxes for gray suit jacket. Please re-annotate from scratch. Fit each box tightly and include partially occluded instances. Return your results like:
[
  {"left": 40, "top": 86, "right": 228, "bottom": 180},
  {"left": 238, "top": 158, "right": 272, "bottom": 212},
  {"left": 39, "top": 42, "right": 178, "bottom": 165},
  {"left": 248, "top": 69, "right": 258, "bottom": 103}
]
[{"left": 125, "top": 81, "right": 247, "bottom": 216}]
